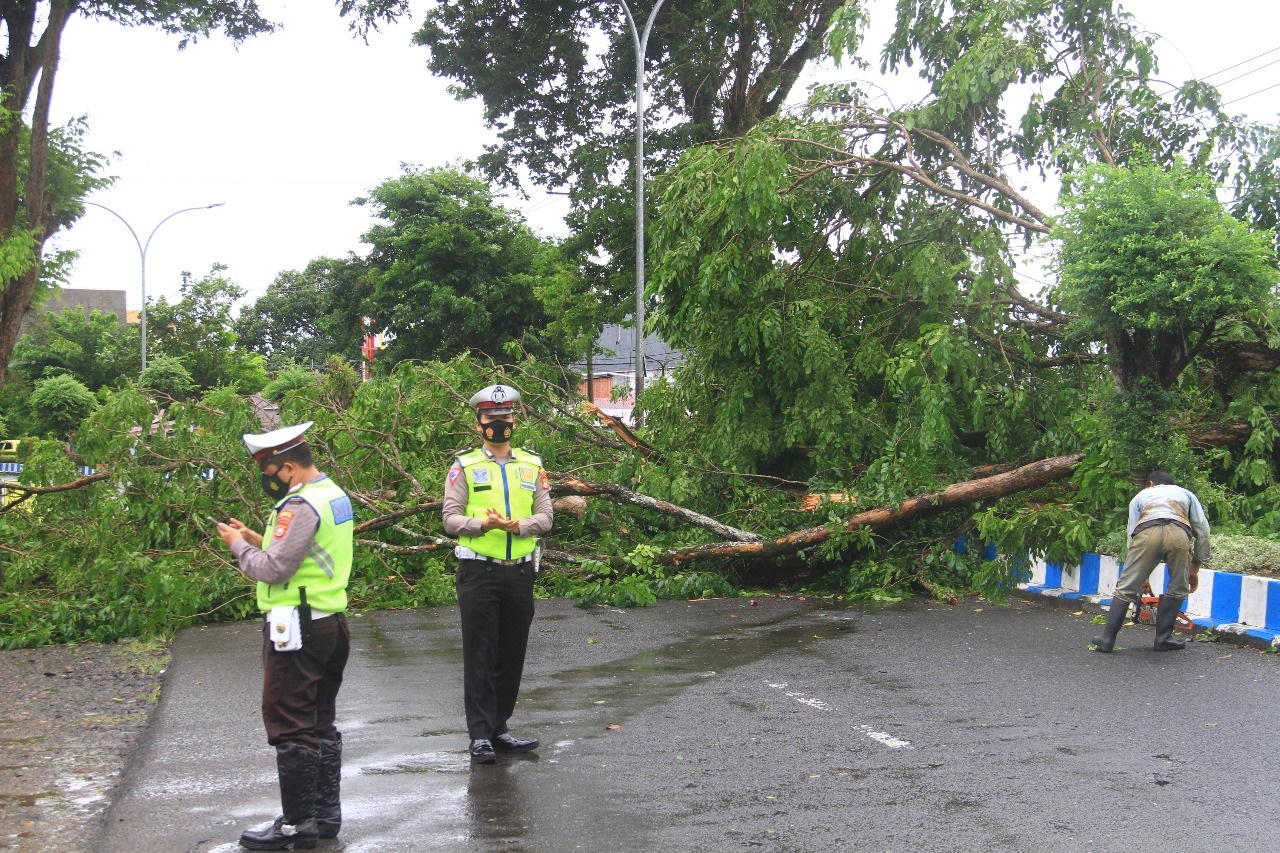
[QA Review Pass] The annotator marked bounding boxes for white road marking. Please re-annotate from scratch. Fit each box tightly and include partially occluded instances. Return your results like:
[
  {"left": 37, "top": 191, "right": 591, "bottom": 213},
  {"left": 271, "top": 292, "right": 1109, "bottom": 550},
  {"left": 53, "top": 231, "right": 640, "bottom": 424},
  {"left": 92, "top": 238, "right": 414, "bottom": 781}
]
[
  {"left": 856, "top": 725, "right": 913, "bottom": 749},
  {"left": 766, "top": 681, "right": 913, "bottom": 749}
]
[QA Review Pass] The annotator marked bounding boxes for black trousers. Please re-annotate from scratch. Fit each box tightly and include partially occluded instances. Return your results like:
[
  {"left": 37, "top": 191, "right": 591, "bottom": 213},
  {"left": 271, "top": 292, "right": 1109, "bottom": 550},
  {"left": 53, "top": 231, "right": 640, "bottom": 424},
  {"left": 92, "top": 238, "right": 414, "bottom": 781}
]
[
  {"left": 455, "top": 558, "right": 535, "bottom": 741},
  {"left": 261, "top": 612, "right": 350, "bottom": 748}
]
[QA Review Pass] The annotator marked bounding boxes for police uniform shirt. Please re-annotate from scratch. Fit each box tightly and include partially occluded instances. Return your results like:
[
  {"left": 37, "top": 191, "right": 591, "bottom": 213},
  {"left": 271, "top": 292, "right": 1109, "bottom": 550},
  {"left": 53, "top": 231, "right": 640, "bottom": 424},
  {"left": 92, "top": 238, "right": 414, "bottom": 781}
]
[
  {"left": 231, "top": 493, "right": 322, "bottom": 585},
  {"left": 441, "top": 447, "right": 554, "bottom": 539}
]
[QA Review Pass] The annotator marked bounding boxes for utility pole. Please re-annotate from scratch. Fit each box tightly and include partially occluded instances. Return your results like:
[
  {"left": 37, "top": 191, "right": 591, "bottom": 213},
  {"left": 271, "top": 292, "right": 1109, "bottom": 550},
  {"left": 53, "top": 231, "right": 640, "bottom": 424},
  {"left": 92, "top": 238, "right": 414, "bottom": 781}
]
[{"left": 614, "top": 0, "right": 668, "bottom": 418}]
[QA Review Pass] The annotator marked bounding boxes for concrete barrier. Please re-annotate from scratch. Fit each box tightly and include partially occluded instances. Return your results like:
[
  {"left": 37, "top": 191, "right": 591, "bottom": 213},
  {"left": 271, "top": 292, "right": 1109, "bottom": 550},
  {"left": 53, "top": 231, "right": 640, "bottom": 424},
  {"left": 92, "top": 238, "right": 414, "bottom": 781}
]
[{"left": 1018, "top": 552, "right": 1280, "bottom": 647}]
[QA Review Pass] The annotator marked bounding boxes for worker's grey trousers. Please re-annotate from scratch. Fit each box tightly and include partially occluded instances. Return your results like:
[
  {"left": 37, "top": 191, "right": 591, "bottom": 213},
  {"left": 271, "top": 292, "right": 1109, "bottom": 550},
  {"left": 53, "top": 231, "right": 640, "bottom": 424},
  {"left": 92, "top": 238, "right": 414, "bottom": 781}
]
[{"left": 1111, "top": 524, "right": 1193, "bottom": 606}]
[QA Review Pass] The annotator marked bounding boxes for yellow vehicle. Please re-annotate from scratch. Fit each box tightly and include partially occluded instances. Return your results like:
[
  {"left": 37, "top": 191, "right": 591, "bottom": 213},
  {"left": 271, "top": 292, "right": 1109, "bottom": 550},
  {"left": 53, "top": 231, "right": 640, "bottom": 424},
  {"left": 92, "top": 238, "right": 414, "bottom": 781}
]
[{"left": 0, "top": 439, "right": 18, "bottom": 458}]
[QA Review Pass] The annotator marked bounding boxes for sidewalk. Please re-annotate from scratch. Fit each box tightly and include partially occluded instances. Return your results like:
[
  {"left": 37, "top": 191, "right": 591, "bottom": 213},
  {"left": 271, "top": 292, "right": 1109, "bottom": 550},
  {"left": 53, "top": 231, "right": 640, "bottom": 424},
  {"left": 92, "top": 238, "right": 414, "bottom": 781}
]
[{"left": 1017, "top": 552, "right": 1280, "bottom": 648}]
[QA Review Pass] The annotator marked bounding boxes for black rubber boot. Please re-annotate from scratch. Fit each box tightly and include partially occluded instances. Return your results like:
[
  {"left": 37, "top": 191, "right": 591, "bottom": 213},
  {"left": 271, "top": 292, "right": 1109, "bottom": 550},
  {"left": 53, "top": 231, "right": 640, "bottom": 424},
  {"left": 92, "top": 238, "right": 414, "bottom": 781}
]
[
  {"left": 240, "top": 742, "right": 319, "bottom": 850},
  {"left": 1153, "top": 595, "right": 1188, "bottom": 651},
  {"left": 315, "top": 737, "right": 342, "bottom": 839},
  {"left": 1092, "top": 598, "right": 1130, "bottom": 652}
]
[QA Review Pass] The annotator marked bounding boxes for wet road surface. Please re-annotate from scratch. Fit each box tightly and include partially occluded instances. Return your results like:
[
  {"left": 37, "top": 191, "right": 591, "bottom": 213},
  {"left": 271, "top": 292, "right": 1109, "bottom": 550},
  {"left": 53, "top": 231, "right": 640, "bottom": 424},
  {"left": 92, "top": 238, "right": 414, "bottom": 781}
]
[{"left": 96, "top": 596, "right": 1280, "bottom": 852}]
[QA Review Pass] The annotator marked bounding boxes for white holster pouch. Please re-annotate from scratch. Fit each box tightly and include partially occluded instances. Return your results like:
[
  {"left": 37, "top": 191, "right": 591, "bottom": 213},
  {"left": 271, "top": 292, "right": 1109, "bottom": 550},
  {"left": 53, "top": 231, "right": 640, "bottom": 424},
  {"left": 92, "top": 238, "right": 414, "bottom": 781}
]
[{"left": 267, "top": 606, "right": 302, "bottom": 652}]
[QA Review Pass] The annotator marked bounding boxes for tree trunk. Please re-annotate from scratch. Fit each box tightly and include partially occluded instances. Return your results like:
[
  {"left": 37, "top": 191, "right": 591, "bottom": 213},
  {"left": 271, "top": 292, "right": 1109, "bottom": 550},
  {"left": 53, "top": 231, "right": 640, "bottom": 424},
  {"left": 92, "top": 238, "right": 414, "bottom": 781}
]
[
  {"left": 657, "top": 453, "right": 1086, "bottom": 581},
  {"left": 0, "top": 2, "right": 73, "bottom": 386}
]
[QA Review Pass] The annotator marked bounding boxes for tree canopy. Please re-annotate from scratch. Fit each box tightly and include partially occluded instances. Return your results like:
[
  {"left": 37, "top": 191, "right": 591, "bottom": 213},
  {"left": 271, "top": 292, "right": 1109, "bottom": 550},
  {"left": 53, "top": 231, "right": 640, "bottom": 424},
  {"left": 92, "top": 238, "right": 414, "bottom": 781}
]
[
  {"left": 11, "top": 307, "right": 139, "bottom": 390},
  {"left": 413, "top": 0, "right": 856, "bottom": 316},
  {"left": 232, "top": 261, "right": 345, "bottom": 368},
  {"left": 356, "top": 166, "right": 571, "bottom": 364},
  {"left": 1054, "top": 159, "right": 1279, "bottom": 393},
  {"left": 0, "top": 1, "right": 280, "bottom": 387},
  {"left": 147, "top": 265, "right": 266, "bottom": 393}
]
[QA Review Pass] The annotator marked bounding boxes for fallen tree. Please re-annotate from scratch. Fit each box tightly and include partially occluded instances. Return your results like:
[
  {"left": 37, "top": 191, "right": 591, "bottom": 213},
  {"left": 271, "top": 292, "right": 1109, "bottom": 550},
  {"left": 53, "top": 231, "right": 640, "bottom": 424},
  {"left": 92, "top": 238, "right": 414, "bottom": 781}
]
[{"left": 0, "top": 353, "right": 1272, "bottom": 650}]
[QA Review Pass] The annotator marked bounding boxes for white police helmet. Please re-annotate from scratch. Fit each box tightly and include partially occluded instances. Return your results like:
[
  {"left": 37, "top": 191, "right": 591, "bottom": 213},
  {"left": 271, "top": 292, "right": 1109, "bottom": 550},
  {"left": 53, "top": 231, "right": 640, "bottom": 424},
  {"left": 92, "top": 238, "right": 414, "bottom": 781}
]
[
  {"left": 243, "top": 421, "right": 314, "bottom": 463},
  {"left": 468, "top": 384, "right": 520, "bottom": 416}
]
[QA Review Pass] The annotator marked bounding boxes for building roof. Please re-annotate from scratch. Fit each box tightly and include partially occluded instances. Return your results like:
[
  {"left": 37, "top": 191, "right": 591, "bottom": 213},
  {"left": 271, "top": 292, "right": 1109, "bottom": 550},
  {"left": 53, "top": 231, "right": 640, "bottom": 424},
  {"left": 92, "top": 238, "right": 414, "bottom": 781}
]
[{"left": 573, "top": 323, "right": 684, "bottom": 374}]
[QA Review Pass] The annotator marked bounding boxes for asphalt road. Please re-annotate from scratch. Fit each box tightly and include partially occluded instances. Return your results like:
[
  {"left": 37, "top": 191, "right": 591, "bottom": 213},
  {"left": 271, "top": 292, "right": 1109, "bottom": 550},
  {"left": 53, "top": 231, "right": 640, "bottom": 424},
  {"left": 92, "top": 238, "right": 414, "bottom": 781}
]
[{"left": 95, "top": 595, "right": 1280, "bottom": 852}]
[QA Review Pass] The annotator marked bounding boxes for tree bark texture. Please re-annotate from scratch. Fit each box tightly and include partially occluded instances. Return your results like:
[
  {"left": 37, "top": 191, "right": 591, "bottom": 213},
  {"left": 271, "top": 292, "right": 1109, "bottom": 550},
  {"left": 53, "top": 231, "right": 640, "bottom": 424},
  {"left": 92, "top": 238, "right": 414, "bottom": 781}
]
[
  {"left": 657, "top": 453, "right": 1086, "bottom": 576},
  {"left": 0, "top": 1, "right": 75, "bottom": 386}
]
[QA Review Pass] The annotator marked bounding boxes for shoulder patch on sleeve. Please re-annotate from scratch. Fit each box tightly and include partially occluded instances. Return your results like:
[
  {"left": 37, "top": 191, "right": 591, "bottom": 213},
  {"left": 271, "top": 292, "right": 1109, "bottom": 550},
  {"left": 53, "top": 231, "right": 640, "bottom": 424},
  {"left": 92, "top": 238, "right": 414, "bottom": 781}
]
[
  {"left": 448, "top": 466, "right": 462, "bottom": 487},
  {"left": 330, "top": 495, "right": 354, "bottom": 525},
  {"left": 540, "top": 469, "right": 550, "bottom": 491},
  {"left": 273, "top": 510, "right": 295, "bottom": 539}
]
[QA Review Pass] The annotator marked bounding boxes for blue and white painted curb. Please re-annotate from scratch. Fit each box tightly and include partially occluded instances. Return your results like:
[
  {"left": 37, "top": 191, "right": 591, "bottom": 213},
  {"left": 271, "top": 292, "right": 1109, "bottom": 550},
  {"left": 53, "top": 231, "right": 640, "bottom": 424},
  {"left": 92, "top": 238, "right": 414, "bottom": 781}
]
[{"left": 1019, "top": 553, "right": 1280, "bottom": 648}]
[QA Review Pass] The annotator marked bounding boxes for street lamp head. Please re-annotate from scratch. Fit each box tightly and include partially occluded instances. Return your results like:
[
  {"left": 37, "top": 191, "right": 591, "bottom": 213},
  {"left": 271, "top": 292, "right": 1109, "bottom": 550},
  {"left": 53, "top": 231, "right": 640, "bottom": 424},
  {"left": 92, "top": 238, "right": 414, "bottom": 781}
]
[{"left": 206, "top": 202, "right": 225, "bottom": 209}]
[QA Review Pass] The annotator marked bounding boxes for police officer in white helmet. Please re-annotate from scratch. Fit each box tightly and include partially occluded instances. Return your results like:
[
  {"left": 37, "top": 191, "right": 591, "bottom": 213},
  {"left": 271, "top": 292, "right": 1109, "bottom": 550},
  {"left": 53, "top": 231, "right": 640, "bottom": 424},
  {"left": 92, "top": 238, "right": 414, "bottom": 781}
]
[
  {"left": 442, "top": 384, "right": 553, "bottom": 764},
  {"left": 215, "top": 422, "right": 354, "bottom": 848}
]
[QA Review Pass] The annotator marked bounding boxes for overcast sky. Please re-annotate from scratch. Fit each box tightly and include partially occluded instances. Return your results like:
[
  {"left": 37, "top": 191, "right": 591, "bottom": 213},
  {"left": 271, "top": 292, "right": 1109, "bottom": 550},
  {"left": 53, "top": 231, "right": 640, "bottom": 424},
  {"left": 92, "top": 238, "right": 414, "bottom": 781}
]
[{"left": 49, "top": 0, "right": 1280, "bottom": 319}]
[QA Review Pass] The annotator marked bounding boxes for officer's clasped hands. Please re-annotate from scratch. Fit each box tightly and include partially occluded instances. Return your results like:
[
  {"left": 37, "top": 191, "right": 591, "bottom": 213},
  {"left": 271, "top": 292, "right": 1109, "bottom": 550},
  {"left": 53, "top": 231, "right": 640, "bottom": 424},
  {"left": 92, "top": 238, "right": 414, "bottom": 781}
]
[{"left": 481, "top": 507, "right": 521, "bottom": 534}]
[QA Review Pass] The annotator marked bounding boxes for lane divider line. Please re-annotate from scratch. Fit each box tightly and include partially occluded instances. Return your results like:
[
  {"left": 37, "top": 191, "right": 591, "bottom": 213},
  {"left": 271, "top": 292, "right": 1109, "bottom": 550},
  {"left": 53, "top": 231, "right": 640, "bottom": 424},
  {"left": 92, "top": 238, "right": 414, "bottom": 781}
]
[{"left": 765, "top": 681, "right": 913, "bottom": 749}]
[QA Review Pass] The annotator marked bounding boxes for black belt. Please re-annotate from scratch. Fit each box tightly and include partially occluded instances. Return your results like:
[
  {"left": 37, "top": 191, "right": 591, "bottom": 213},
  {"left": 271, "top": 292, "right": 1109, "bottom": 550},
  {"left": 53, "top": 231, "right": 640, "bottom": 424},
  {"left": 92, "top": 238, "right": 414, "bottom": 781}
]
[{"left": 1132, "top": 518, "right": 1194, "bottom": 539}]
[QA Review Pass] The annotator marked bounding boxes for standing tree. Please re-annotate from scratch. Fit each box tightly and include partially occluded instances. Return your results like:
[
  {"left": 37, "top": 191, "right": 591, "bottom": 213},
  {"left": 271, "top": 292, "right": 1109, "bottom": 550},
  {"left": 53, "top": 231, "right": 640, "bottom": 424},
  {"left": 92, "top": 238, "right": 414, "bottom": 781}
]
[
  {"left": 147, "top": 264, "right": 266, "bottom": 392},
  {"left": 11, "top": 306, "right": 140, "bottom": 390},
  {"left": 1054, "top": 160, "right": 1279, "bottom": 395},
  {"left": 356, "top": 166, "right": 569, "bottom": 364},
  {"left": 0, "top": 1, "right": 278, "bottom": 387},
  {"left": 413, "top": 0, "right": 858, "bottom": 313},
  {"left": 233, "top": 260, "right": 348, "bottom": 367},
  {"left": 137, "top": 354, "right": 196, "bottom": 400},
  {"left": 28, "top": 373, "right": 96, "bottom": 439}
]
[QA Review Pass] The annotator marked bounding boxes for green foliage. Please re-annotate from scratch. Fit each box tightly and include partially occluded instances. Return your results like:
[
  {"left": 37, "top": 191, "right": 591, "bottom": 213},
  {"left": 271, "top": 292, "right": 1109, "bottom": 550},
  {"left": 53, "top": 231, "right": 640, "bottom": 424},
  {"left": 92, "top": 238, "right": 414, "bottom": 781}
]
[
  {"left": 1200, "top": 535, "right": 1280, "bottom": 577},
  {"left": 0, "top": 229, "right": 37, "bottom": 281},
  {"left": 649, "top": 118, "right": 1083, "bottom": 492},
  {"left": 321, "top": 356, "right": 360, "bottom": 409},
  {"left": 12, "top": 308, "right": 140, "bottom": 390},
  {"left": 83, "top": 1, "right": 278, "bottom": 44},
  {"left": 1092, "top": 380, "right": 1197, "bottom": 481},
  {"left": 357, "top": 165, "right": 570, "bottom": 364},
  {"left": 147, "top": 265, "right": 267, "bottom": 393},
  {"left": 1053, "top": 159, "right": 1280, "bottom": 391},
  {"left": 412, "top": 0, "right": 852, "bottom": 322},
  {"left": 138, "top": 356, "right": 196, "bottom": 400},
  {"left": 263, "top": 365, "right": 318, "bottom": 402},
  {"left": 232, "top": 262, "right": 346, "bottom": 367},
  {"left": 2, "top": 354, "right": 763, "bottom": 647},
  {"left": 28, "top": 374, "right": 97, "bottom": 438}
]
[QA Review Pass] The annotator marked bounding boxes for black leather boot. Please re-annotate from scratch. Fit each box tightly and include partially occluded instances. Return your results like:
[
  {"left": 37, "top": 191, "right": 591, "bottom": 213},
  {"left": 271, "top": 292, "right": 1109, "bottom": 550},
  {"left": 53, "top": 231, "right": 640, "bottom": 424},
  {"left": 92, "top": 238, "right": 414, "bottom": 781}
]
[
  {"left": 315, "top": 737, "right": 342, "bottom": 839},
  {"left": 240, "top": 742, "right": 319, "bottom": 850},
  {"left": 1153, "top": 595, "right": 1188, "bottom": 651},
  {"left": 1091, "top": 598, "right": 1130, "bottom": 652}
]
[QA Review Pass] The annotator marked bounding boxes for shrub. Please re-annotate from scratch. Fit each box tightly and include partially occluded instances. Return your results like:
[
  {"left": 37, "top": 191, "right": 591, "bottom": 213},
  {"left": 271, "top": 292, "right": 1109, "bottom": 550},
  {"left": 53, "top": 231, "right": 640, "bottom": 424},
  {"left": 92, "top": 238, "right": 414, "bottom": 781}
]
[{"left": 29, "top": 375, "right": 97, "bottom": 438}]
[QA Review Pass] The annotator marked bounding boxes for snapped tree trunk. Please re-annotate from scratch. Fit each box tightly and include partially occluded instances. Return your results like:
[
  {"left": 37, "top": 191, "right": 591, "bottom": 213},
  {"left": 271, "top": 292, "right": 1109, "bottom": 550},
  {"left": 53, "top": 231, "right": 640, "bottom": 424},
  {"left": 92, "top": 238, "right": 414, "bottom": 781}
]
[{"left": 657, "top": 453, "right": 1087, "bottom": 584}]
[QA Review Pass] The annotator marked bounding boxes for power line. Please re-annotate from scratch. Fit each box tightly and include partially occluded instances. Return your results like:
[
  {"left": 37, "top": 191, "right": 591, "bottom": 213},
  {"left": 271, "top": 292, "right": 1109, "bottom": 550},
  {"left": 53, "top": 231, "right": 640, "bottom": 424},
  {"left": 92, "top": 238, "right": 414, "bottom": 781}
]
[
  {"left": 1200, "top": 45, "right": 1280, "bottom": 83},
  {"left": 1215, "top": 57, "right": 1280, "bottom": 90},
  {"left": 1223, "top": 80, "right": 1280, "bottom": 107}
]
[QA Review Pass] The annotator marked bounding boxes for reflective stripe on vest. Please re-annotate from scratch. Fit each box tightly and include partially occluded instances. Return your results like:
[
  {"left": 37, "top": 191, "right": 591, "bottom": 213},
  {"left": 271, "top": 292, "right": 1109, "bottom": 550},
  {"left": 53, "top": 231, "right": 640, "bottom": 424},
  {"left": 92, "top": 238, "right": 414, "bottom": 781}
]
[
  {"left": 456, "top": 447, "right": 542, "bottom": 561},
  {"left": 257, "top": 475, "right": 354, "bottom": 613}
]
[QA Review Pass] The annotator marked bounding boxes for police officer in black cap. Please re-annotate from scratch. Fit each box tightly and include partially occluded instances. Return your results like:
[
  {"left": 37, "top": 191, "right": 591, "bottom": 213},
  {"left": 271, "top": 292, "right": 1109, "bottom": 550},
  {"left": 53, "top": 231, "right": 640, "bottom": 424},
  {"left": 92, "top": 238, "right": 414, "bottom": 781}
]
[{"left": 442, "top": 384, "right": 553, "bottom": 764}]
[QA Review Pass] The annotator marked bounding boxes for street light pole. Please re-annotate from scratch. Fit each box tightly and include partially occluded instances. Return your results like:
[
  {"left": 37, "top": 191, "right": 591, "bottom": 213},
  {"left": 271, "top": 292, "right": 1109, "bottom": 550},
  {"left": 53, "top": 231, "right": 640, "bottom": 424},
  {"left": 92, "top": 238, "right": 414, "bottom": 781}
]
[
  {"left": 615, "top": 0, "right": 667, "bottom": 417},
  {"left": 84, "top": 201, "right": 225, "bottom": 371}
]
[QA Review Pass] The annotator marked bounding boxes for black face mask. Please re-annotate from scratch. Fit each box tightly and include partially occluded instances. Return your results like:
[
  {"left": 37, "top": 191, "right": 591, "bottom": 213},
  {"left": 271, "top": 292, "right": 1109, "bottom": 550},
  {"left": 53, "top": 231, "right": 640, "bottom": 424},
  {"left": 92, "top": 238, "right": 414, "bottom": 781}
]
[
  {"left": 481, "top": 419, "right": 514, "bottom": 443},
  {"left": 260, "top": 467, "right": 291, "bottom": 499}
]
